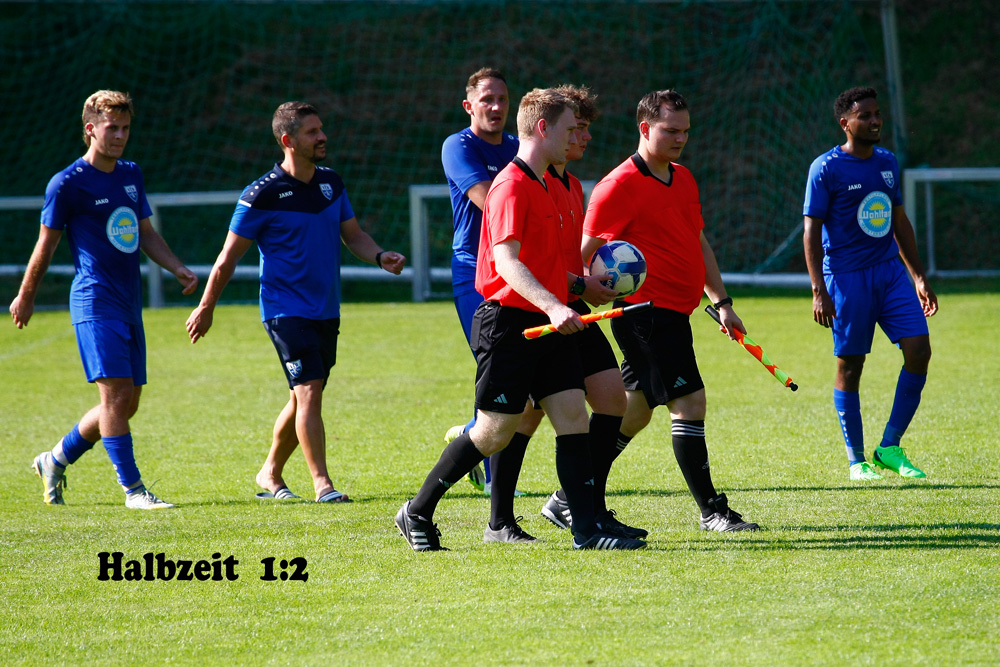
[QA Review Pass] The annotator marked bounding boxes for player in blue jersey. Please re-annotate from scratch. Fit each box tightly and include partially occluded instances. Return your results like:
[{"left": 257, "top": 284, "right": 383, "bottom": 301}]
[
  {"left": 803, "top": 87, "right": 938, "bottom": 481},
  {"left": 186, "top": 101, "right": 405, "bottom": 503},
  {"left": 441, "top": 67, "right": 519, "bottom": 493},
  {"left": 11, "top": 90, "right": 198, "bottom": 509}
]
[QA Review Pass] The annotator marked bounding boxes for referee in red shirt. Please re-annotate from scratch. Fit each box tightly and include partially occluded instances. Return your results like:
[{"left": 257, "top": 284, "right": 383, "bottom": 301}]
[
  {"left": 396, "top": 88, "right": 646, "bottom": 551},
  {"left": 582, "top": 90, "right": 761, "bottom": 532}
]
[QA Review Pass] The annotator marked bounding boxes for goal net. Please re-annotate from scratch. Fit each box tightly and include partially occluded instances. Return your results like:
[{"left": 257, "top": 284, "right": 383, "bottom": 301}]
[{"left": 1, "top": 0, "right": 906, "bottom": 306}]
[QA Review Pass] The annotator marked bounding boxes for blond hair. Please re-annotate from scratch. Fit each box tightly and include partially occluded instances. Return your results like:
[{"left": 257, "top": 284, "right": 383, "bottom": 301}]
[
  {"left": 516, "top": 88, "right": 577, "bottom": 139},
  {"left": 81, "top": 90, "right": 134, "bottom": 146}
]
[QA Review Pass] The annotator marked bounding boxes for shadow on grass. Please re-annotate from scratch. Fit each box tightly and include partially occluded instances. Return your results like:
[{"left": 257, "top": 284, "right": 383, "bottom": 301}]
[
  {"left": 649, "top": 522, "right": 1000, "bottom": 552},
  {"left": 725, "top": 482, "right": 1000, "bottom": 493}
]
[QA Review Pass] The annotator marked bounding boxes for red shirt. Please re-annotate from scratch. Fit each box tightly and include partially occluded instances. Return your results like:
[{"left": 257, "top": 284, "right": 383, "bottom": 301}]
[
  {"left": 584, "top": 154, "right": 705, "bottom": 314},
  {"left": 545, "top": 166, "right": 586, "bottom": 301},
  {"left": 477, "top": 158, "right": 569, "bottom": 311}
]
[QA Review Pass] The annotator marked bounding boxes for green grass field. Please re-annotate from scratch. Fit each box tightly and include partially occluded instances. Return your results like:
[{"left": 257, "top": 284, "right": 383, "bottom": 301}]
[{"left": 2, "top": 295, "right": 998, "bottom": 666}]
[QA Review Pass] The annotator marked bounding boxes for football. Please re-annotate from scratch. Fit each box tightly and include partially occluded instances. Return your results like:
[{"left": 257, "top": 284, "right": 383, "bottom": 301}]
[{"left": 589, "top": 240, "right": 647, "bottom": 296}]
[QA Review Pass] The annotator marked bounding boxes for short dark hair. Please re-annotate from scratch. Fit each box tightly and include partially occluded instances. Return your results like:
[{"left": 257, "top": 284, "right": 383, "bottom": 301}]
[
  {"left": 636, "top": 89, "right": 688, "bottom": 127},
  {"left": 466, "top": 67, "right": 507, "bottom": 99},
  {"left": 554, "top": 84, "right": 599, "bottom": 123},
  {"left": 272, "top": 101, "right": 319, "bottom": 145},
  {"left": 834, "top": 87, "right": 878, "bottom": 119}
]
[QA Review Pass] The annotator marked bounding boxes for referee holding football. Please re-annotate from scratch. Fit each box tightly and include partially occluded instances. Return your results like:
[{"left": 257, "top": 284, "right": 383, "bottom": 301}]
[
  {"left": 186, "top": 101, "right": 405, "bottom": 503},
  {"left": 582, "top": 89, "right": 760, "bottom": 532},
  {"left": 396, "top": 88, "right": 645, "bottom": 551}
]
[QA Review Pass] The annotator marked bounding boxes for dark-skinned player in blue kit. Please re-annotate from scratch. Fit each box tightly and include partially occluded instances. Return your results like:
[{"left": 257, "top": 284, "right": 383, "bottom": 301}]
[{"left": 803, "top": 86, "right": 937, "bottom": 481}]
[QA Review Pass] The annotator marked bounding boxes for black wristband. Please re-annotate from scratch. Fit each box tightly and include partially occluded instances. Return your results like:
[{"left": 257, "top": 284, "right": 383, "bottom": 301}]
[
  {"left": 570, "top": 275, "right": 586, "bottom": 296},
  {"left": 375, "top": 251, "right": 385, "bottom": 269},
  {"left": 713, "top": 296, "right": 733, "bottom": 309}
]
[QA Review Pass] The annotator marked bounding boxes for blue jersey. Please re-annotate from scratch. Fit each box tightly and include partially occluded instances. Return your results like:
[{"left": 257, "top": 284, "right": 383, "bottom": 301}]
[
  {"left": 41, "top": 158, "right": 151, "bottom": 325},
  {"left": 441, "top": 127, "right": 518, "bottom": 268},
  {"left": 230, "top": 164, "right": 355, "bottom": 321},
  {"left": 803, "top": 145, "right": 902, "bottom": 274}
]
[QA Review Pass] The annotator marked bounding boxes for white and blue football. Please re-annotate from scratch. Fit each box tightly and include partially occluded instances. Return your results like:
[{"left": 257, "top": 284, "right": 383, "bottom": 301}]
[{"left": 589, "top": 240, "right": 647, "bottom": 296}]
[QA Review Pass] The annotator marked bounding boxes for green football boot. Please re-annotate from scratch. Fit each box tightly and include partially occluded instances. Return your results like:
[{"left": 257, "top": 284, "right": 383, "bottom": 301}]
[
  {"left": 849, "top": 461, "right": 884, "bottom": 481},
  {"left": 872, "top": 445, "right": 927, "bottom": 478}
]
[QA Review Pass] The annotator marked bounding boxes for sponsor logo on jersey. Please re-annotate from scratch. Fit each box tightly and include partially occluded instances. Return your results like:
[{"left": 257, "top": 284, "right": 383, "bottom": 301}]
[
  {"left": 856, "top": 191, "right": 892, "bottom": 238},
  {"left": 279, "top": 190, "right": 293, "bottom": 199},
  {"left": 95, "top": 198, "right": 109, "bottom": 205},
  {"left": 881, "top": 170, "right": 895, "bottom": 188},
  {"left": 320, "top": 183, "right": 333, "bottom": 200},
  {"left": 487, "top": 165, "right": 499, "bottom": 172},
  {"left": 106, "top": 206, "right": 140, "bottom": 253},
  {"left": 285, "top": 359, "right": 303, "bottom": 379},
  {"left": 847, "top": 184, "right": 861, "bottom": 191},
  {"left": 124, "top": 185, "right": 138, "bottom": 202}
]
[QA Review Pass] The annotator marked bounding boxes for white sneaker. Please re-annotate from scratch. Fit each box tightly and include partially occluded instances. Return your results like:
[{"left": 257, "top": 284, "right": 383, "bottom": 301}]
[
  {"left": 32, "top": 452, "right": 67, "bottom": 505},
  {"left": 125, "top": 488, "right": 175, "bottom": 509}
]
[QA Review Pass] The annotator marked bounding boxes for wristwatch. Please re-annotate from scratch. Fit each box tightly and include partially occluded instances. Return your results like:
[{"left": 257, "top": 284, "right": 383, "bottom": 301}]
[
  {"left": 570, "top": 275, "right": 586, "bottom": 296},
  {"left": 713, "top": 296, "right": 733, "bottom": 309}
]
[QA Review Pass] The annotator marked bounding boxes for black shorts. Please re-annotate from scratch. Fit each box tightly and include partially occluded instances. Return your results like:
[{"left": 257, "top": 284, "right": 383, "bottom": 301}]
[
  {"left": 569, "top": 299, "right": 620, "bottom": 378},
  {"left": 263, "top": 317, "right": 340, "bottom": 389},
  {"left": 610, "top": 303, "right": 703, "bottom": 408},
  {"left": 471, "top": 302, "right": 586, "bottom": 415}
]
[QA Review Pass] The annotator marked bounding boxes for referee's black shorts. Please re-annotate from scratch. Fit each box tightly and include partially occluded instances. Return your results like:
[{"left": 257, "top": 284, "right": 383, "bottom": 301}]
[
  {"left": 610, "top": 303, "right": 703, "bottom": 408},
  {"left": 471, "top": 302, "right": 585, "bottom": 415},
  {"left": 569, "top": 298, "right": 620, "bottom": 378}
]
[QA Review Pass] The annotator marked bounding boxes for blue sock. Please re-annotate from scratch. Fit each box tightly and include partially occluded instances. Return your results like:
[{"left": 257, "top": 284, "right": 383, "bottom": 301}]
[
  {"left": 880, "top": 368, "right": 927, "bottom": 448},
  {"left": 102, "top": 433, "right": 142, "bottom": 490},
  {"left": 834, "top": 389, "right": 865, "bottom": 465},
  {"left": 57, "top": 424, "right": 97, "bottom": 465}
]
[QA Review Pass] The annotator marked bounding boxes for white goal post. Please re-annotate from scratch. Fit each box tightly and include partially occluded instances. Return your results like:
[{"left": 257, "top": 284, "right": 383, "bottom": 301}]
[{"left": 903, "top": 167, "right": 1000, "bottom": 278}]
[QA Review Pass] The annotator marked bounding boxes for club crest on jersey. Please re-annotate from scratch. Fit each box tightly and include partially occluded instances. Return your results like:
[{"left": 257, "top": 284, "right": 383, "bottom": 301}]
[
  {"left": 881, "top": 170, "right": 895, "bottom": 188},
  {"left": 124, "top": 184, "right": 138, "bottom": 202},
  {"left": 320, "top": 183, "right": 333, "bottom": 200},
  {"left": 856, "top": 191, "right": 892, "bottom": 238},
  {"left": 106, "top": 206, "right": 140, "bottom": 253},
  {"left": 285, "top": 359, "right": 303, "bottom": 379}
]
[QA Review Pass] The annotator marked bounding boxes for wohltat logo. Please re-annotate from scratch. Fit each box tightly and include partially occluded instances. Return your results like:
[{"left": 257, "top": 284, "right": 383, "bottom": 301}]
[
  {"left": 320, "top": 183, "right": 333, "bottom": 200},
  {"left": 856, "top": 191, "right": 892, "bottom": 238},
  {"left": 106, "top": 207, "right": 140, "bottom": 253},
  {"left": 124, "top": 184, "right": 138, "bottom": 202}
]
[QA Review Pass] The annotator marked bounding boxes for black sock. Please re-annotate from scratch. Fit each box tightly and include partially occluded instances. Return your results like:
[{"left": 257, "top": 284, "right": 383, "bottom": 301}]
[
  {"left": 555, "top": 433, "right": 597, "bottom": 538},
  {"left": 410, "top": 432, "right": 484, "bottom": 519},
  {"left": 587, "top": 413, "right": 624, "bottom": 515},
  {"left": 489, "top": 432, "right": 531, "bottom": 529},
  {"left": 671, "top": 419, "right": 717, "bottom": 514}
]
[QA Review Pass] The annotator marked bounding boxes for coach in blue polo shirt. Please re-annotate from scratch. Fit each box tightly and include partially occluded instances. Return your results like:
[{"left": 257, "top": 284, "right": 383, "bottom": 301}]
[{"left": 186, "top": 101, "right": 405, "bottom": 503}]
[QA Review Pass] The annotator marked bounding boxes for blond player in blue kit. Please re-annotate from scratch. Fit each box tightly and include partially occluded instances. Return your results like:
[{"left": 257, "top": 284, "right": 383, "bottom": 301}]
[{"left": 12, "top": 90, "right": 198, "bottom": 509}]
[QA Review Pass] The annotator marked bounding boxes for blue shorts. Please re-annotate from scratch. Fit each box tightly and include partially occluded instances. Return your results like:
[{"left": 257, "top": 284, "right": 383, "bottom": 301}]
[
  {"left": 74, "top": 319, "right": 147, "bottom": 385},
  {"left": 827, "top": 258, "right": 929, "bottom": 356},
  {"left": 263, "top": 317, "right": 340, "bottom": 388},
  {"left": 452, "top": 258, "right": 483, "bottom": 351}
]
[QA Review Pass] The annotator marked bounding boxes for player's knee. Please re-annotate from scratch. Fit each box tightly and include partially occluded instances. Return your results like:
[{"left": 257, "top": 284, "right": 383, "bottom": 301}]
[{"left": 902, "top": 337, "right": 932, "bottom": 372}]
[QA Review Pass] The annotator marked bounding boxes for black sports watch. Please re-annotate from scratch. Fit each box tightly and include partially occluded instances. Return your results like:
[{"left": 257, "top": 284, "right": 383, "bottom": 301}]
[
  {"left": 570, "top": 275, "right": 586, "bottom": 296},
  {"left": 713, "top": 296, "right": 733, "bottom": 309}
]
